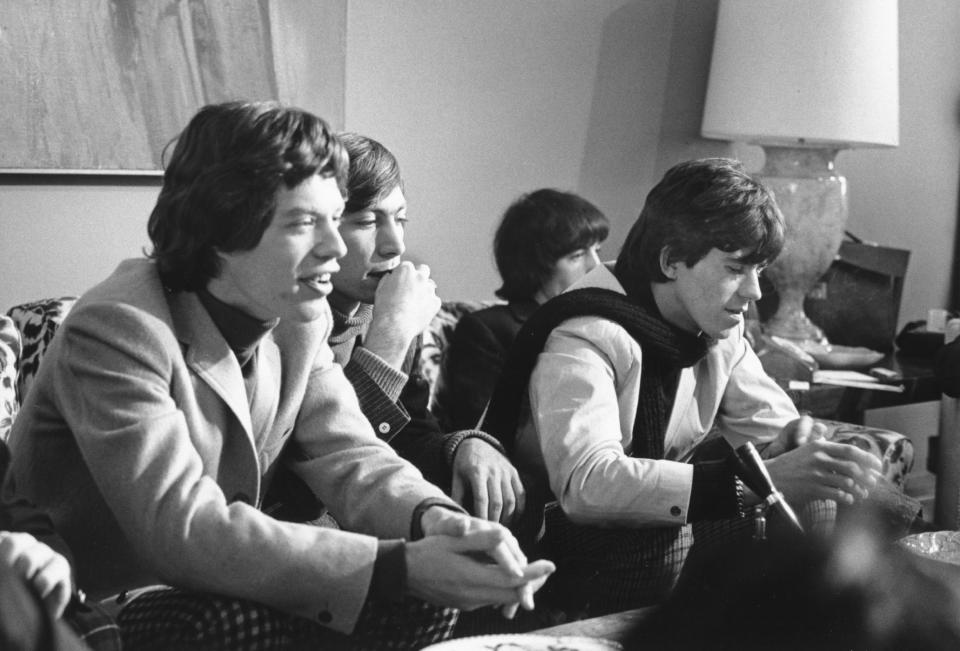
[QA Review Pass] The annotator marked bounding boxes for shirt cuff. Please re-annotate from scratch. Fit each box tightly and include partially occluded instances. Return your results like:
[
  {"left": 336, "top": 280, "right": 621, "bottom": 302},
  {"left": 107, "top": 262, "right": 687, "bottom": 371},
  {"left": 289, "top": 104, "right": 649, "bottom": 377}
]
[
  {"left": 442, "top": 429, "right": 506, "bottom": 467},
  {"left": 352, "top": 346, "right": 409, "bottom": 403},
  {"left": 370, "top": 539, "right": 407, "bottom": 603}
]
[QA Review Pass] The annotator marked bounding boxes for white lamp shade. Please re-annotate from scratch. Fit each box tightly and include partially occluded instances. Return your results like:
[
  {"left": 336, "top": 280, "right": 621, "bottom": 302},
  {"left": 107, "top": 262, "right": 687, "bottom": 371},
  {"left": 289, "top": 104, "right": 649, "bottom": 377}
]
[{"left": 702, "top": 0, "right": 899, "bottom": 148}]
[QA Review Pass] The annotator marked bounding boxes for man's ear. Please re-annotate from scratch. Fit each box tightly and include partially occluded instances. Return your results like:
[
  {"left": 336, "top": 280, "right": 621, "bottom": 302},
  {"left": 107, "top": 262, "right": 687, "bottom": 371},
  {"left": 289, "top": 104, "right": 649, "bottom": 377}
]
[{"left": 659, "top": 247, "right": 678, "bottom": 280}]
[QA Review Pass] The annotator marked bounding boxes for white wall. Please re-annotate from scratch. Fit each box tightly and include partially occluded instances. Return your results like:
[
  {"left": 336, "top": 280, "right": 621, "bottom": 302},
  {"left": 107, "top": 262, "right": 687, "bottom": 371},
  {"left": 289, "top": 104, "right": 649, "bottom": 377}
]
[
  {"left": 343, "top": 0, "right": 637, "bottom": 300},
  {"left": 0, "top": 180, "right": 158, "bottom": 309}
]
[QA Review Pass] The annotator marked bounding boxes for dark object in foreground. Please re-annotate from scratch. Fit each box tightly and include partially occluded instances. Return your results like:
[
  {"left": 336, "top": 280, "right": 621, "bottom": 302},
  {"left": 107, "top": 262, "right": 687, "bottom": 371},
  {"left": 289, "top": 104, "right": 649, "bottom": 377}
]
[{"left": 622, "top": 512, "right": 960, "bottom": 651}]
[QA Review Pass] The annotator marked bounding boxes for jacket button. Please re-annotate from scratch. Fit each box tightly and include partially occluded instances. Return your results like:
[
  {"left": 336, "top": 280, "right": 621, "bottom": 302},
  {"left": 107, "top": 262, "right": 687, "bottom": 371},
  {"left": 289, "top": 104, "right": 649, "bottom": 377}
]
[
  {"left": 670, "top": 505, "right": 682, "bottom": 517},
  {"left": 231, "top": 492, "right": 251, "bottom": 505},
  {"left": 317, "top": 610, "right": 332, "bottom": 623},
  {"left": 377, "top": 422, "right": 391, "bottom": 435}
]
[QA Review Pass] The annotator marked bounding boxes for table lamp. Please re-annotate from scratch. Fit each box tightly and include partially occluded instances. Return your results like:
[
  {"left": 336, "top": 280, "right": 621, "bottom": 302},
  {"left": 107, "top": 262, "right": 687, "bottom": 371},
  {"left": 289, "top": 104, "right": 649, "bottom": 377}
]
[{"left": 701, "top": 0, "right": 899, "bottom": 344}]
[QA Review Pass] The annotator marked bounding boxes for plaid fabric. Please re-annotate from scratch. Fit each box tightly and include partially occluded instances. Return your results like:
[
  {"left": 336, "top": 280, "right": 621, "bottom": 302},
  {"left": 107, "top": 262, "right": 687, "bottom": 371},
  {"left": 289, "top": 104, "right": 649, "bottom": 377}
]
[
  {"left": 536, "top": 503, "right": 694, "bottom": 618},
  {"left": 455, "top": 502, "right": 839, "bottom": 639},
  {"left": 455, "top": 511, "right": 695, "bottom": 637},
  {"left": 683, "top": 499, "right": 839, "bottom": 581},
  {"left": 117, "top": 587, "right": 457, "bottom": 651}
]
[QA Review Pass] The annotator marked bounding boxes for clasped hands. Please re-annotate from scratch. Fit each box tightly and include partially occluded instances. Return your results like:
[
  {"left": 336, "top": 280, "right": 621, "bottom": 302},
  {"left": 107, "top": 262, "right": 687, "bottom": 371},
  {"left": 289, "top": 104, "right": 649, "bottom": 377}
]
[
  {"left": 407, "top": 506, "right": 554, "bottom": 619},
  {"left": 762, "top": 414, "right": 883, "bottom": 506}
]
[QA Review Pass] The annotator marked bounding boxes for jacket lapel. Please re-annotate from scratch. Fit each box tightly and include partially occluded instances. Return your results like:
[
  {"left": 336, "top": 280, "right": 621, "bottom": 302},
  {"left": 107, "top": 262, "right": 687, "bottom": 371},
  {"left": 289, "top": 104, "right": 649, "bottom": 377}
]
[
  {"left": 249, "top": 339, "right": 281, "bottom": 446},
  {"left": 167, "top": 291, "right": 255, "bottom": 443}
]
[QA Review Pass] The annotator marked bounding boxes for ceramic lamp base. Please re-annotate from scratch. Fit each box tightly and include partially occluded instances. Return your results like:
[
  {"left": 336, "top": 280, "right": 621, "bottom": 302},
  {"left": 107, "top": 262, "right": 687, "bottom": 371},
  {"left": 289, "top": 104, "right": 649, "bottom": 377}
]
[{"left": 759, "top": 146, "right": 847, "bottom": 345}]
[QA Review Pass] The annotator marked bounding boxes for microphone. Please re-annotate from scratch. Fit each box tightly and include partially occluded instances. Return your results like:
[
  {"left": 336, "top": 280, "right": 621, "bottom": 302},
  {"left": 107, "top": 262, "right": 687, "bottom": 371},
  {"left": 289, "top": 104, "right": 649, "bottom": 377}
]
[{"left": 733, "top": 442, "right": 804, "bottom": 535}]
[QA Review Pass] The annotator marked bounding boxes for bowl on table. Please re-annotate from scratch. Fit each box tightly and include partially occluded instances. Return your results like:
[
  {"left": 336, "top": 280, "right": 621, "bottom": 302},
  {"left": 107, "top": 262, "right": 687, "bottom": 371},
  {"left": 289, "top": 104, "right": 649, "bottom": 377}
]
[
  {"left": 900, "top": 530, "right": 960, "bottom": 562},
  {"left": 899, "top": 530, "right": 960, "bottom": 583}
]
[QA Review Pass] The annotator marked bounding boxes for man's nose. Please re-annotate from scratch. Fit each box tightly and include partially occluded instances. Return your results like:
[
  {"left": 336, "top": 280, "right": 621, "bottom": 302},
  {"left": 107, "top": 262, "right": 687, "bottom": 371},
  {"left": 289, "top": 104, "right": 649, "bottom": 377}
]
[
  {"left": 377, "top": 221, "right": 406, "bottom": 258},
  {"left": 585, "top": 249, "right": 601, "bottom": 271},
  {"left": 741, "top": 268, "right": 763, "bottom": 300},
  {"left": 316, "top": 220, "right": 347, "bottom": 259}
]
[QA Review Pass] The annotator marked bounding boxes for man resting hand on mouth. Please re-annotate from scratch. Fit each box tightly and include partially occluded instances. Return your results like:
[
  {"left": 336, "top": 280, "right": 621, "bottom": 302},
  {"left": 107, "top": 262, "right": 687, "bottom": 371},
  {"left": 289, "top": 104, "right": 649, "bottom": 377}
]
[{"left": 268, "top": 132, "right": 526, "bottom": 529}]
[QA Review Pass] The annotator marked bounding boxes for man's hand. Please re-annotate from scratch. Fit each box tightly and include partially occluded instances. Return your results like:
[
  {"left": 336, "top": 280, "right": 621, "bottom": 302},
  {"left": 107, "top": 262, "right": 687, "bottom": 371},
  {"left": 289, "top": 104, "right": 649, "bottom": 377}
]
[
  {"left": 764, "top": 435, "right": 882, "bottom": 505},
  {"left": 0, "top": 531, "right": 73, "bottom": 618},
  {"left": 365, "top": 262, "right": 441, "bottom": 369},
  {"left": 411, "top": 508, "right": 554, "bottom": 616},
  {"left": 452, "top": 438, "right": 526, "bottom": 524},
  {"left": 419, "top": 507, "right": 526, "bottom": 574},
  {"left": 761, "top": 414, "right": 828, "bottom": 458}
]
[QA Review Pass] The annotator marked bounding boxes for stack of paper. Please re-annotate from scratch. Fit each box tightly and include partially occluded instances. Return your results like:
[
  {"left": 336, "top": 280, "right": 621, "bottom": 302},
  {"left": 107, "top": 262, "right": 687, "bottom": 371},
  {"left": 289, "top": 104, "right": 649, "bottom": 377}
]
[{"left": 812, "top": 370, "right": 904, "bottom": 393}]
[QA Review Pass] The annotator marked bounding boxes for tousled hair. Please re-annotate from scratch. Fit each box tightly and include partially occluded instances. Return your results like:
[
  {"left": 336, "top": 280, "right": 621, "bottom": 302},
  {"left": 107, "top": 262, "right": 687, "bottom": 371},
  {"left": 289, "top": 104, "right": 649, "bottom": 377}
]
[
  {"left": 147, "top": 101, "right": 348, "bottom": 291},
  {"left": 494, "top": 189, "right": 609, "bottom": 301},
  {"left": 614, "top": 158, "right": 784, "bottom": 298},
  {"left": 339, "top": 132, "right": 404, "bottom": 213}
]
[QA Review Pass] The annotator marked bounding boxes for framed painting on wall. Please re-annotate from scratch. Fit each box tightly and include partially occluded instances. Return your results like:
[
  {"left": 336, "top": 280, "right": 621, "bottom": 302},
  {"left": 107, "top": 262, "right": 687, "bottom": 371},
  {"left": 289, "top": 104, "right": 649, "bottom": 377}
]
[{"left": 0, "top": 0, "right": 345, "bottom": 175}]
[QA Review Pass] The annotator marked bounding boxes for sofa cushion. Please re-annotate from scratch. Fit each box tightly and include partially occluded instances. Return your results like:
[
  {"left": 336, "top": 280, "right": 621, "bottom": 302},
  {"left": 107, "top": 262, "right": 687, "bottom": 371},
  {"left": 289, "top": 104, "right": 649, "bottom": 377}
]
[
  {"left": 7, "top": 297, "right": 77, "bottom": 403},
  {"left": 821, "top": 419, "right": 914, "bottom": 489},
  {"left": 0, "top": 316, "right": 21, "bottom": 442},
  {"left": 421, "top": 300, "right": 500, "bottom": 407},
  {"left": 427, "top": 300, "right": 498, "bottom": 354}
]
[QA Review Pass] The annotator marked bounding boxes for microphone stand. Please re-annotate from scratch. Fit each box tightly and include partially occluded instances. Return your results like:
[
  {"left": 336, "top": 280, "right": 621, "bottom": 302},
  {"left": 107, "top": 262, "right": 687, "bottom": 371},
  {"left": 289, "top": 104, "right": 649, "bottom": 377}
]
[{"left": 733, "top": 442, "right": 805, "bottom": 535}]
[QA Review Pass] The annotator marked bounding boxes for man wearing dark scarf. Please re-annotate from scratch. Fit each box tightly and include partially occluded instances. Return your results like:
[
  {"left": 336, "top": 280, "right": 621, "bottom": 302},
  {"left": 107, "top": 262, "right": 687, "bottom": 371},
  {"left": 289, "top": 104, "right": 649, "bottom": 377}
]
[{"left": 481, "top": 158, "right": 883, "bottom": 620}]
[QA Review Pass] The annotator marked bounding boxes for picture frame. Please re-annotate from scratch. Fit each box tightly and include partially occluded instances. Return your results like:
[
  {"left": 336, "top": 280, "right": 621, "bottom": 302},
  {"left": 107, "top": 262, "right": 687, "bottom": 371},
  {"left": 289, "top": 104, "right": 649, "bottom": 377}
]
[{"left": 0, "top": 0, "right": 345, "bottom": 175}]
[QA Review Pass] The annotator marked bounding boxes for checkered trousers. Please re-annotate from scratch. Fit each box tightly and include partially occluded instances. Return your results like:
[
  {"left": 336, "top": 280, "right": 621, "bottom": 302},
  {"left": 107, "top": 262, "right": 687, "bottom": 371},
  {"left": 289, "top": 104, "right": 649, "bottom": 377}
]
[
  {"left": 454, "top": 502, "right": 837, "bottom": 639},
  {"left": 454, "top": 514, "right": 695, "bottom": 638},
  {"left": 117, "top": 587, "right": 458, "bottom": 650},
  {"left": 533, "top": 500, "right": 840, "bottom": 621},
  {"left": 535, "top": 504, "right": 695, "bottom": 619}
]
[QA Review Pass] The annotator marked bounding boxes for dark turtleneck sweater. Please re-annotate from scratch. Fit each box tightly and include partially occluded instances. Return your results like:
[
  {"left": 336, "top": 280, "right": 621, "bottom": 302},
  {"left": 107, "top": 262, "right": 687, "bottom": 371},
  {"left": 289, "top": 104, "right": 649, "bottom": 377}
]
[{"left": 197, "top": 289, "right": 278, "bottom": 451}]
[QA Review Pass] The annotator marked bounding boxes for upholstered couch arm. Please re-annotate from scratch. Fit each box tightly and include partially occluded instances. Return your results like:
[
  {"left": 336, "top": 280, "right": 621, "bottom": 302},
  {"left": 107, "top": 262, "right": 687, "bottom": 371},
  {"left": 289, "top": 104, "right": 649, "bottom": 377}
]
[{"left": 0, "top": 316, "right": 21, "bottom": 443}]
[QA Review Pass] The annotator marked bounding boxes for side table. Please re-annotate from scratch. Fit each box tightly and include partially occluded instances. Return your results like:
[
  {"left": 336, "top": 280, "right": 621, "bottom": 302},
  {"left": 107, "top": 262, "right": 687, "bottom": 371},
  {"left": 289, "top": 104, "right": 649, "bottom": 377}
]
[{"left": 779, "top": 353, "right": 940, "bottom": 424}]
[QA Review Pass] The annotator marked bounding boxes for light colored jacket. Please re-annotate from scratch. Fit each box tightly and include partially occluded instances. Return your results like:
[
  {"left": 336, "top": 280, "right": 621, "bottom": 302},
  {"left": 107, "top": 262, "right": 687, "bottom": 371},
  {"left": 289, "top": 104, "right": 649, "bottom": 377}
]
[
  {"left": 515, "top": 264, "right": 798, "bottom": 528},
  {"left": 4, "top": 259, "right": 452, "bottom": 634}
]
